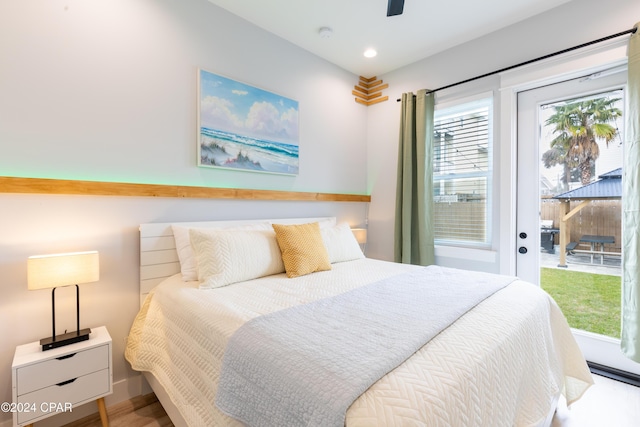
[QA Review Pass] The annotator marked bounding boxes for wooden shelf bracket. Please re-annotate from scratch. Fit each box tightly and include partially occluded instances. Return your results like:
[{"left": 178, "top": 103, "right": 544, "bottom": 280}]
[{"left": 353, "top": 76, "right": 389, "bottom": 106}]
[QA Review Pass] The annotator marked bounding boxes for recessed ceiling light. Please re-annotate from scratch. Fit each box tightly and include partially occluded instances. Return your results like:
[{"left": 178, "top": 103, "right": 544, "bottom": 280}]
[
  {"left": 364, "top": 48, "right": 377, "bottom": 58},
  {"left": 318, "top": 27, "right": 333, "bottom": 38}
]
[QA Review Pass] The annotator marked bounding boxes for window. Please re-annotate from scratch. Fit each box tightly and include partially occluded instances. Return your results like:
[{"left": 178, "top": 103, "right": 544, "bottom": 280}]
[{"left": 433, "top": 97, "right": 492, "bottom": 246}]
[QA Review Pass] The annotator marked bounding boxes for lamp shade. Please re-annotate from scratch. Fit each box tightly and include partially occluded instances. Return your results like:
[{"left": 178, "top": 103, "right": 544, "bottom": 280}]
[
  {"left": 351, "top": 228, "right": 368, "bottom": 244},
  {"left": 28, "top": 251, "right": 99, "bottom": 290}
]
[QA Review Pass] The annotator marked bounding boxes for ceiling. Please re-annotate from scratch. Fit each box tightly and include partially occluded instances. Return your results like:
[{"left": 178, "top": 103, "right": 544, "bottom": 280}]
[{"left": 207, "top": 0, "right": 572, "bottom": 77}]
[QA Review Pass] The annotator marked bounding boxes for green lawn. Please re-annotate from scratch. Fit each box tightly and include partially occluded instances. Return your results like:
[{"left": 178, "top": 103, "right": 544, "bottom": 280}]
[{"left": 540, "top": 267, "right": 621, "bottom": 338}]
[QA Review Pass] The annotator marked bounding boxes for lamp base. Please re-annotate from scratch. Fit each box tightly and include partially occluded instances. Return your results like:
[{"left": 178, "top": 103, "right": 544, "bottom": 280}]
[{"left": 40, "top": 328, "right": 91, "bottom": 351}]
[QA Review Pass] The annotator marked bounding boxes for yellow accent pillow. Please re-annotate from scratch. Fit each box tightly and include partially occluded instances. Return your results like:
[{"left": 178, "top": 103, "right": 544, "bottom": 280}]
[{"left": 272, "top": 222, "right": 332, "bottom": 278}]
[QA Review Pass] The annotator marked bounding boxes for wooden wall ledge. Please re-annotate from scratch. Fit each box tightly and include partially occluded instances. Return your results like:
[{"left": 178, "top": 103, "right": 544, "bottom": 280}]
[{"left": 0, "top": 176, "right": 371, "bottom": 203}]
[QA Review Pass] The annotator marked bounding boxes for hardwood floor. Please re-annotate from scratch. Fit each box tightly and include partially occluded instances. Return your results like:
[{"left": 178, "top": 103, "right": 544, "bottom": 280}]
[
  {"left": 552, "top": 374, "right": 640, "bottom": 427},
  {"left": 63, "top": 374, "right": 639, "bottom": 427},
  {"left": 63, "top": 394, "right": 173, "bottom": 427}
]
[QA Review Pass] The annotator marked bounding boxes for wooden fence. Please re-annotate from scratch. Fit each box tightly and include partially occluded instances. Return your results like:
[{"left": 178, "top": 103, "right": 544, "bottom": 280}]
[
  {"left": 434, "top": 201, "right": 486, "bottom": 242},
  {"left": 431, "top": 197, "right": 620, "bottom": 251},
  {"left": 540, "top": 197, "right": 622, "bottom": 252}
]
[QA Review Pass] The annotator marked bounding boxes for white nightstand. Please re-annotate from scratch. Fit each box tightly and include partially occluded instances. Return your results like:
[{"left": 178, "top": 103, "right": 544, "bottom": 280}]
[{"left": 11, "top": 326, "right": 113, "bottom": 427}]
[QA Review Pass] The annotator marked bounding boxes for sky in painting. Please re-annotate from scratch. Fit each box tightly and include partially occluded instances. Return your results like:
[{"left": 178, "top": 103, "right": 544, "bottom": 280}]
[{"left": 199, "top": 70, "right": 299, "bottom": 146}]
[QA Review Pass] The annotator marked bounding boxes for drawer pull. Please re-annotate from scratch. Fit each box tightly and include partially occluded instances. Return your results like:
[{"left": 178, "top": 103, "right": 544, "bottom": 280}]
[
  {"left": 56, "top": 353, "right": 77, "bottom": 361},
  {"left": 56, "top": 378, "right": 77, "bottom": 387}
]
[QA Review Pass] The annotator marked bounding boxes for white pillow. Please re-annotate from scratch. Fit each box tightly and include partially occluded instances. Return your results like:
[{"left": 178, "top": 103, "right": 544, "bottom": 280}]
[
  {"left": 316, "top": 217, "right": 337, "bottom": 229},
  {"left": 172, "top": 222, "right": 270, "bottom": 281},
  {"left": 321, "top": 222, "right": 365, "bottom": 263},
  {"left": 189, "top": 228, "right": 285, "bottom": 289}
]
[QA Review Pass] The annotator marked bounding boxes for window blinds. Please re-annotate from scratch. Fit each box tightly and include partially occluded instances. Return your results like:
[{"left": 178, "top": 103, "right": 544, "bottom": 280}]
[{"left": 433, "top": 98, "right": 492, "bottom": 245}]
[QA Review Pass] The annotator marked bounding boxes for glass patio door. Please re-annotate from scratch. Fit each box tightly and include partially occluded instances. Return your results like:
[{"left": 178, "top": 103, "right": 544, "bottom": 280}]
[{"left": 516, "top": 68, "right": 640, "bottom": 375}]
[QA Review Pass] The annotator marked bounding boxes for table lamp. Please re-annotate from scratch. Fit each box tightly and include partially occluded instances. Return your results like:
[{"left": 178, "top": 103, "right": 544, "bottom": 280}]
[
  {"left": 27, "top": 251, "right": 99, "bottom": 351},
  {"left": 351, "top": 228, "right": 368, "bottom": 254}
]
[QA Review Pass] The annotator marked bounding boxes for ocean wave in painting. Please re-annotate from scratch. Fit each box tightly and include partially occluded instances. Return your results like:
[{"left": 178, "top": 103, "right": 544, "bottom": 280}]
[{"left": 200, "top": 127, "right": 299, "bottom": 175}]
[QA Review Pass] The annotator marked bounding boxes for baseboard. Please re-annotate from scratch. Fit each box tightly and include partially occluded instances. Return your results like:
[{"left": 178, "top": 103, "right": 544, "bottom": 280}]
[{"left": 0, "top": 375, "right": 144, "bottom": 427}]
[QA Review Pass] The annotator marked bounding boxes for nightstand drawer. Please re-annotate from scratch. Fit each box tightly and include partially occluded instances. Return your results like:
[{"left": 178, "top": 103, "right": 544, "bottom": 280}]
[
  {"left": 16, "top": 343, "right": 109, "bottom": 395},
  {"left": 16, "top": 368, "right": 110, "bottom": 425}
]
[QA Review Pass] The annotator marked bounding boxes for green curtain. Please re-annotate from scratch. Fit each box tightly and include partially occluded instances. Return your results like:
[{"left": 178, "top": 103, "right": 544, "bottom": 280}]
[
  {"left": 622, "top": 23, "right": 640, "bottom": 363},
  {"left": 394, "top": 89, "right": 435, "bottom": 265}
]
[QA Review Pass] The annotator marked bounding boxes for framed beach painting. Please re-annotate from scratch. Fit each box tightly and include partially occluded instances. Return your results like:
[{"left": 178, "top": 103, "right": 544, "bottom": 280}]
[{"left": 197, "top": 69, "right": 299, "bottom": 175}]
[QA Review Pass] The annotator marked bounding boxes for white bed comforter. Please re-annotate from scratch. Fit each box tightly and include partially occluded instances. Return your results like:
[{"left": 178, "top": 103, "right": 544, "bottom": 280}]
[{"left": 125, "top": 258, "right": 593, "bottom": 427}]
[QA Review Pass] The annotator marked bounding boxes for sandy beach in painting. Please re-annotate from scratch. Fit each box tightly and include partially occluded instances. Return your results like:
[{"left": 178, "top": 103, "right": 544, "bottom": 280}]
[{"left": 200, "top": 127, "right": 299, "bottom": 175}]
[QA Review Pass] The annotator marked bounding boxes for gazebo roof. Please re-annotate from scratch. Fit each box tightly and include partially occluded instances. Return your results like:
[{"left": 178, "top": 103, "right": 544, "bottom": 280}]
[{"left": 553, "top": 168, "right": 621, "bottom": 200}]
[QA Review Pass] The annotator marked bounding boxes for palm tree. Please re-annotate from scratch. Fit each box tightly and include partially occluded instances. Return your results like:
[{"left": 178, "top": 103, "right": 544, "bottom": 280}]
[
  {"left": 542, "top": 104, "right": 574, "bottom": 190},
  {"left": 542, "top": 96, "right": 622, "bottom": 186}
]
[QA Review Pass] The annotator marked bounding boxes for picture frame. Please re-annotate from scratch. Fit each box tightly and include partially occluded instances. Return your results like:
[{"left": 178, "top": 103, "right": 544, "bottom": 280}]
[{"left": 197, "top": 69, "right": 299, "bottom": 175}]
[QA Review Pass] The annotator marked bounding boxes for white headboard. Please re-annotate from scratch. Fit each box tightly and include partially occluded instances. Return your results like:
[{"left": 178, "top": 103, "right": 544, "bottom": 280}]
[{"left": 139, "top": 217, "right": 335, "bottom": 305}]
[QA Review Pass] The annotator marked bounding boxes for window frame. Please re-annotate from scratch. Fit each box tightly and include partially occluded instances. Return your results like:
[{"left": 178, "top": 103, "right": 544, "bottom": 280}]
[{"left": 432, "top": 92, "right": 494, "bottom": 249}]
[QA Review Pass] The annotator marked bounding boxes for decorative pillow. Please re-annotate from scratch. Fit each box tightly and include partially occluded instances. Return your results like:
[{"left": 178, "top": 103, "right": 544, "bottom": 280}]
[
  {"left": 172, "top": 222, "right": 269, "bottom": 281},
  {"left": 188, "top": 228, "right": 284, "bottom": 289},
  {"left": 321, "top": 222, "right": 365, "bottom": 263},
  {"left": 272, "top": 222, "right": 332, "bottom": 278},
  {"left": 315, "top": 217, "right": 337, "bottom": 229}
]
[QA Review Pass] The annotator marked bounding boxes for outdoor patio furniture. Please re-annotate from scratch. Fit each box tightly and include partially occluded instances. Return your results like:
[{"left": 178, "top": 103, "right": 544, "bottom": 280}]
[
  {"left": 551, "top": 168, "right": 621, "bottom": 268},
  {"left": 579, "top": 235, "right": 615, "bottom": 264}
]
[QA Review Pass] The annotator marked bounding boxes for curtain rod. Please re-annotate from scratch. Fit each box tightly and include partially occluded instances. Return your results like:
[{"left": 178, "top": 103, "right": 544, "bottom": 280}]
[{"left": 397, "top": 26, "right": 637, "bottom": 101}]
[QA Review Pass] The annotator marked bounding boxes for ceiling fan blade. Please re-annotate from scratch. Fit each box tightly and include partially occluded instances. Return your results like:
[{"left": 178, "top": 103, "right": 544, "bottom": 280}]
[{"left": 387, "top": 0, "right": 405, "bottom": 16}]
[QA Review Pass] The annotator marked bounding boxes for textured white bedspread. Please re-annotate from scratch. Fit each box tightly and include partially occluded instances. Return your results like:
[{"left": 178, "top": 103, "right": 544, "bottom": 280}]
[{"left": 125, "top": 258, "right": 593, "bottom": 427}]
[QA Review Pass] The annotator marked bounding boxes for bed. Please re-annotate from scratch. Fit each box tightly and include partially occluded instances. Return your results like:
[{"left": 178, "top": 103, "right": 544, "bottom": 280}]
[{"left": 126, "top": 217, "right": 593, "bottom": 427}]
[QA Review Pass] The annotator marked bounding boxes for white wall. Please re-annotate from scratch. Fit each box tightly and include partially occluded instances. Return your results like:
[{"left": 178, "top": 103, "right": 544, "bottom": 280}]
[
  {"left": 0, "top": 0, "right": 367, "bottom": 193},
  {"left": 0, "top": 0, "right": 368, "bottom": 423},
  {"left": 2, "top": 0, "right": 639, "bottom": 423},
  {"left": 366, "top": 0, "right": 640, "bottom": 271}
]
